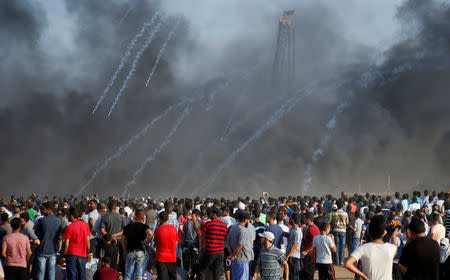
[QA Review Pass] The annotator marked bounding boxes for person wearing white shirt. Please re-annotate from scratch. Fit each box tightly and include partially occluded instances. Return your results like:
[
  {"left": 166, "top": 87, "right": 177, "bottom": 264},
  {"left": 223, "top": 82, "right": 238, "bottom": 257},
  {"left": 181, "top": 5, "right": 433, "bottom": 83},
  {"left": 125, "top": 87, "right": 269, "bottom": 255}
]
[
  {"left": 345, "top": 215, "right": 397, "bottom": 280},
  {"left": 408, "top": 197, "right": 420, "bottom": 213}
]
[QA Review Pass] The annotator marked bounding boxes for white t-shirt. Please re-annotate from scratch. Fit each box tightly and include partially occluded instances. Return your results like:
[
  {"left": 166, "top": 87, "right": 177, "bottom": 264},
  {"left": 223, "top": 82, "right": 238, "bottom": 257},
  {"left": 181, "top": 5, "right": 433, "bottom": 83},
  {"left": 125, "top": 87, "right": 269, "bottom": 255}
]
[
  {"left": 313, "top": 235, "right": 335, "bottom": 264},
  {"left": 279, "top": 223, "right": 289, "bottom": 254},
  {"left": 354, "top": 218, "right": 364, "bottom": 238},
  {"left": 351, "top": 242, "right": 397, "bottom": 280}
]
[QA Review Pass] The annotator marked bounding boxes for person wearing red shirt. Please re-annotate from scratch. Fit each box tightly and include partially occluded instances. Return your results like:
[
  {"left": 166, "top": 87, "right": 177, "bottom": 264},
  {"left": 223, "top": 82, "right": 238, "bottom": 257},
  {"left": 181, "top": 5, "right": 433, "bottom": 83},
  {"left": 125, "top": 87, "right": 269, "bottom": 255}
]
[
  {"left": 93, "top": 257, "right": 120, "bottom": 280},
  {"left": 199, "top": 208, "right": 228, "bottom": 280},
  {"left": 154, "top": 211, "right": 179, "bottom": 280},
  {"left": 63, "top": 207, "right": 90, "bottom": 280},
  {"left": 301, "top": 212, "right": 320, "bottom": 280},
  {"left": 1, "top": 218, "right": 31, "bottom": 280}
]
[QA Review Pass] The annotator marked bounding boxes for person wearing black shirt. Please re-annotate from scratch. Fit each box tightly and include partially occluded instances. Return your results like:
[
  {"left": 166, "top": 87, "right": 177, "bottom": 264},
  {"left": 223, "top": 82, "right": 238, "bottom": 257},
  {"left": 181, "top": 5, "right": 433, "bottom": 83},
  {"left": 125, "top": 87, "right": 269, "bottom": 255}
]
[
  {"left": 399, "top": 218, "right": 440, "bottom": 280},
  {"left": 121, "top": 209, "right": 153, "bottom": 280},
  {"left": 252, "top": 208, "right": 266, "bottom": 278}
]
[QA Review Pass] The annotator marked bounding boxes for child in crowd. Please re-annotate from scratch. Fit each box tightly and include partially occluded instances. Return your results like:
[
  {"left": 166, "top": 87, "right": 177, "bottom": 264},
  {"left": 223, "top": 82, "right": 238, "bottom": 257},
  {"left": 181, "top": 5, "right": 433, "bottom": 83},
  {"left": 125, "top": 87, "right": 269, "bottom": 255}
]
[{"left": 313, "top": 221, "right": 337, "bottom": 280}]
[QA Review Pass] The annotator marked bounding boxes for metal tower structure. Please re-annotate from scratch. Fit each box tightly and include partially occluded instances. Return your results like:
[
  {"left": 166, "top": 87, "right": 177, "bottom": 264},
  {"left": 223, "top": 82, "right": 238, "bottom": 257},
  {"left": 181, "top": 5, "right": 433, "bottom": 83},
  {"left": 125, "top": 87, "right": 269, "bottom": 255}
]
[{"left": 273, "top": 10, "right": 296, "bottom": 90}]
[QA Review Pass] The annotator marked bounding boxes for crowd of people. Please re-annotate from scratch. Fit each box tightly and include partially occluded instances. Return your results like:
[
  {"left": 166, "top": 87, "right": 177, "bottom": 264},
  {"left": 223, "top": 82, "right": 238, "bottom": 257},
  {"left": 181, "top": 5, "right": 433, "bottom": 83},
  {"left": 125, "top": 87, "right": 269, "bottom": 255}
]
[{"left": 0, "top": 189, "right": 449, "bottom": 280}]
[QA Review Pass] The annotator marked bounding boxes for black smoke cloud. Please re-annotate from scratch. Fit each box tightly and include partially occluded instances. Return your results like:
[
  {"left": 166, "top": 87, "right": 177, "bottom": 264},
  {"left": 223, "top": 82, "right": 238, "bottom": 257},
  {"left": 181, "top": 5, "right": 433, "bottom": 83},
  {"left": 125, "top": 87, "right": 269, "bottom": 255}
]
[{"left": 0, "top": 0, "right": 449, "bottom": 198}]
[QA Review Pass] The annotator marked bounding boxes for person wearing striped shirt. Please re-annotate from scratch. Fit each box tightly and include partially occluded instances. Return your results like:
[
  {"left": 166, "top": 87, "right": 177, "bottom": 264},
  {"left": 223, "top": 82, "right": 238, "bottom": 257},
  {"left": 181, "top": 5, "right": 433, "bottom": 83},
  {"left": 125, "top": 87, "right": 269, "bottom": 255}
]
[
  {"left": 198, "top": 208, "right": 228, "bottom": 280},
  {"left": 254, "top": 231, "right": 288, "bottom": 280}
]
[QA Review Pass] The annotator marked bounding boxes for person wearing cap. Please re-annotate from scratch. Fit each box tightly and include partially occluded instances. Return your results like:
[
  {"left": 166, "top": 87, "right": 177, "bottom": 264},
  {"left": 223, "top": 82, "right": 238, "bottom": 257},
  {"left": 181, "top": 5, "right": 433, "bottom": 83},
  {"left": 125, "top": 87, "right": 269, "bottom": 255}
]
[
  {"left": 253, "top": 231, "right": 288, "bottom": 280},
  {"left": 121, "top": 209, "right": 153, "bottom": 280},
  {"left": 226, "top": 211, "right": 253, "bottom": 280}
]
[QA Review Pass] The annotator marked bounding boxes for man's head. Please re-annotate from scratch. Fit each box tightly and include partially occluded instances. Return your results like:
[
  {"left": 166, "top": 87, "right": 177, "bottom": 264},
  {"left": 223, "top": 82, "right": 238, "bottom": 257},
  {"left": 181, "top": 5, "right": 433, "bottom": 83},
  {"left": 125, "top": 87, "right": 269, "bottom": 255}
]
[
  {"left": 20, "top": 212, "right": 30, "bottom": 226},
  {"left": 430, "top": 213, "right": 440, "bottom": 224},
  {"left": 11, "top": 217, "right": 23, "bottom": 231},
  {"left": 211, "top": 207, "right": 221, "bottom": 219},
  {"left": 259, "top": 231, "right": 275, "bottom": 248},
  {"left": 69, "top": 207, "right": 82, "bottom": 221},
  {"left": 336, "top": 200, "right": 343, "bottom": 210},
  {"left": 104, "top": 234, "right": 113, "bottom": 243},
  {"left": 41, "top": 202, "right": 53, "bottom": 215},
  {"left": 88, "top": 200, "right": 97, "bottom": 211},
  {"left": 108, "top": 201, "right": 117, "bottom": 212},
  {"left": 318, "top": 220, "right": 331, "bottom": 234},
  {"left": 221, "top": 206, "right": 230, "bottom": 216},
  {"left": 1, "top": 212, "right": 9, "bottom": 223},
  {"left": 407, "top": 218, "right": 425, "bottom": 239},
  {"left": 276, "top": 212, "right": 284, "bottom": 224},
  {"left": 102, "top": 256, "right": 112, "bottom": 267},
  {"left": 236, "top": 211, "right": 250, "bottom": 226},
  {"left": 134, "top": 209, "right": 145, "bottom": 223},
  {"left": 304, "top": 212, "right": 314, "bottom": 225},
  {"left": 164, "top": 200, "right": 173, "bottom": 213},
  {"left": 368, "top": 215, "right": 386, "bottom": 240},
  {"left": 159, "top": 211, "right": 169, "bottom": 224},
  {"left": 290, "top": 213, "right": 301, "bottom": 227},
  {"left": 192, "top": 209, "right": 201, "bottom": 219}
]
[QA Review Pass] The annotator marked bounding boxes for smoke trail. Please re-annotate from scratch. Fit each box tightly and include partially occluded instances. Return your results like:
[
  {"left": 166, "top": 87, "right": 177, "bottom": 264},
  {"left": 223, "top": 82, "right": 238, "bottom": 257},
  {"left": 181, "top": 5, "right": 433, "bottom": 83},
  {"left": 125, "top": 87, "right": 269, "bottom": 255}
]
[
  {"left": 119, "top": 0, "right": 137, "bottom": 25},
  {"left": 92, "top": 12, "right": 160, "bottom": 114},
  {"left": 301, "top": 95, "right": 353, "bottom": 194},
  {"left": 121, "top": 106, "right": 191, "bottom": 197},
  {"left": 206, "top": 62, "right": 262, "bottom": 111},
  {"left": 198, "top": 62, "right": 418, "bottom": 194},
  {"left": 199, "top": 89, "right": 314, "bottom": 193},
  {"left": 108, "top": 17, "right": 165, "bottom": 117},
  {"left": 77, "top": 100, "right": 186, "bottom": 197},
  {"left": 145, "top": 20, "right": 180, "bottom": 87}
]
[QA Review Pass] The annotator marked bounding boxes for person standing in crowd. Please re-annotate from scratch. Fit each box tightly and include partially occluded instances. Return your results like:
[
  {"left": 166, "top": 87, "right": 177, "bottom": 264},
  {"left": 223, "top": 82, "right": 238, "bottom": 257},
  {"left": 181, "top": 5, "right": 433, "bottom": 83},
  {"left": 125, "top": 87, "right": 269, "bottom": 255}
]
[
  {"left": 144, "top": 203, "right": 157, "bottom": 233},
  {"left": 398, "top": 218, "right": 440, "bottom": 280},
  {"left": 253, "top": 231, "right": 289, "bottom": 280},
  {"left": 352, "top": 211, "right": 364, "bottom": 253},
  {"left": 285, "top": 213, "right": 302, "bottom": 280},
  {"left": 221, "top": 206, "right": 236, "bottom": 280},
  {"left": 100, "top": 202, "right": 126, "bottom": 244},
  {"left": 266, "top": 212, "right": 283, "bottom": 249},
  {"left": 301, "top": 212, "right": 320, "bottom": 280},
  {"left": 87, "top": 200, "right": 100, "bottom": 254},
  {"left": 227, "top": 211, "right": 253, "bottom": 280},
  {"left": 182, "top": 209, "right": 202, "bottom": 280},
  {"left": 345, "top": 215, "right": 397, "bottom": 280},
  {"left": 34, "top": 202, "right": 62, "bottom": 280},
  {"left": 154, "top": 211, "right": 178, "bottom": 280},
  {"left": 313, "top": 221, "right": 336, "bottom": 280},
  {"left": 430, "top": 213, "right": 446, "bottom": 244},
  {"left": 63, "top": 207, "right": 91, "bottom": 280},
  {"left": 252, "top": 208, "right": 266, "bottom": 279},
  {"left": 199, "top": 208, "right": 228, "bottom": 280},
  {"left": 121, "top": 209, "right": 153, "bottom": 280},
  {"left": 331, "top": 200, "right": 349, "bottom": 265},
  {"left": 1, "top": 217, "right": 31, "bottom": 280},
  {"left": 443, "top": 201, "right": 450, "bottom": 238}
]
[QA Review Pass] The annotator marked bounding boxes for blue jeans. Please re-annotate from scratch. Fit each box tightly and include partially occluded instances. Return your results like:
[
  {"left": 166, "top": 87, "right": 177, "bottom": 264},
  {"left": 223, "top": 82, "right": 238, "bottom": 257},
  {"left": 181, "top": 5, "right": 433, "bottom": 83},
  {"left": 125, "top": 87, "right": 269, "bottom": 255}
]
[
  {"left": 352, "top": 238, "right": 360, "bottom": 253},
  {"left": 333, "top": 232, "right": 346, "bottom": 264},
  {"left": 231, "top": 261, "right": 249, "bottom": 280},
  {"left": 124, "top": 250, "right": 148, "bottom": 280},
  {"left": 65, "top": 255, "right": 86, "bottom": 280},
  {"left": 36, "top": 253, "right": 57, "bottom": 280}
]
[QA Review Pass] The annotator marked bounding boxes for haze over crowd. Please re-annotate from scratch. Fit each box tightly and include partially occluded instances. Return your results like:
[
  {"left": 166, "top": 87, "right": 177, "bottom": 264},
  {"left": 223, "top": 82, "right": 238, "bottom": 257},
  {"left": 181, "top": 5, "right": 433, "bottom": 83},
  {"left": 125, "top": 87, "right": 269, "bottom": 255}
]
[{"left": 0, "top": 0, "right": 449, "bottom": 197}]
